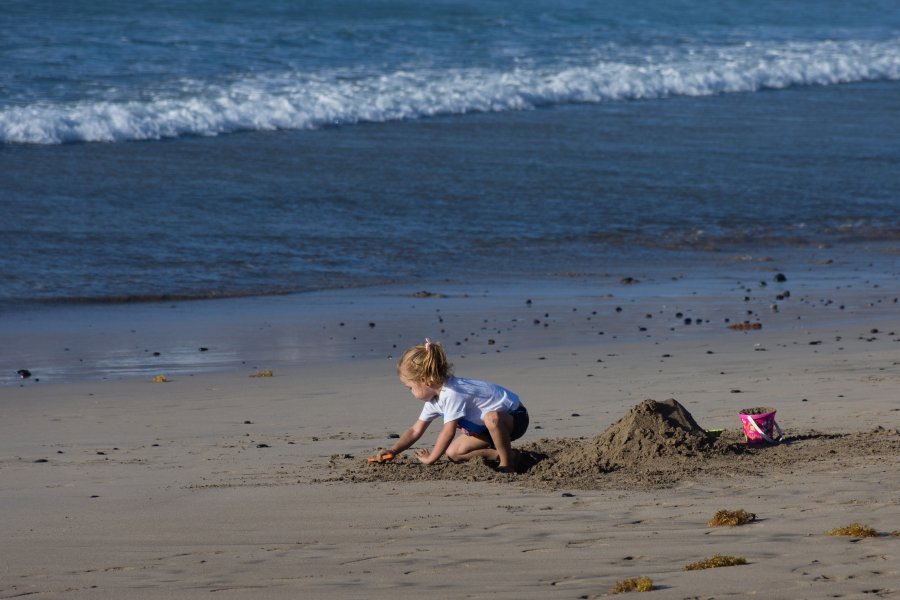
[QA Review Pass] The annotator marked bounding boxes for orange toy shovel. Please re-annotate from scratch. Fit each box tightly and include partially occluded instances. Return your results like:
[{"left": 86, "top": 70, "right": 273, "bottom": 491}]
[{"left": 367, "top": 451, "right": 395, "bottom": 463}]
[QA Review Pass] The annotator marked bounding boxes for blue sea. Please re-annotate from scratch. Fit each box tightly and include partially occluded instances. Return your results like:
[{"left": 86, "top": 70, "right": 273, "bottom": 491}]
[{"left": 2, "top": 0, "right": 899, "bottom": 305}]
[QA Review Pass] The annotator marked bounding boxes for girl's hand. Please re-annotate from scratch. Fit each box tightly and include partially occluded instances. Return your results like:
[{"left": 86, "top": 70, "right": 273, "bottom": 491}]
[{"left": 414, "top": 448, "right": 434, "bottom": 465}]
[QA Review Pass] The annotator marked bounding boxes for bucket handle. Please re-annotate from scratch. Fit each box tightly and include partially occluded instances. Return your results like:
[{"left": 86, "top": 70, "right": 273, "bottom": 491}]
[{"left": 747, "top": 415, "right": 783, "bottom": 443}]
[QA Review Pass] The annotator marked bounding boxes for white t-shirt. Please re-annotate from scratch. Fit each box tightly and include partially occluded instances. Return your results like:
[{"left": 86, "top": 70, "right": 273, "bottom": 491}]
[{"left": 418, "top": 376, "right": 521, "bottom": 435}]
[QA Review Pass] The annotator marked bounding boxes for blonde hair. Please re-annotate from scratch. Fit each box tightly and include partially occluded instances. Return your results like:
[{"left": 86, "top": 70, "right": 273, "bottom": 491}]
[{"left": 397, "top": 339, "right": 453, "bottom": 387}]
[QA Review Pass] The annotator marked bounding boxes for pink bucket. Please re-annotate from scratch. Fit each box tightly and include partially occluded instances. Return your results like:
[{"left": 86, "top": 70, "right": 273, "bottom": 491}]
[{"left": 738, "top": 408, "right": 782, "bottom": 445}]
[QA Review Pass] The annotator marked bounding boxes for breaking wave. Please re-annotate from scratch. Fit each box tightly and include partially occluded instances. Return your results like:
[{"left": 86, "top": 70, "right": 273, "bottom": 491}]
[{"left": 2, "top": 39, "right": 899, "bottom": 144}]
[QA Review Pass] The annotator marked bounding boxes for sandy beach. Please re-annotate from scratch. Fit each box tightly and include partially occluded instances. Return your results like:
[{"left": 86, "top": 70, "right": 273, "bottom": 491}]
[{"left": 2, "top": 265, "right": 899, "bottom": 599}]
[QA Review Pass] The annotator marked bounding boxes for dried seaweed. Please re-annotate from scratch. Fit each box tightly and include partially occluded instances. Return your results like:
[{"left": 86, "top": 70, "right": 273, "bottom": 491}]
[
  {"left": 708, "top": 509, "right": 756, "bottom": 527},
  {"left": 683, "top": 555, "right": 747, "bottom": 571},
  {"left": 610, "top": 577, "right": 653, "bottom": 593},
  {"left": 827, "top": 523, "right": 878, "bottom": 538},
  {"left": 728, "top": 322, "right": 762, "bottom": 330}
]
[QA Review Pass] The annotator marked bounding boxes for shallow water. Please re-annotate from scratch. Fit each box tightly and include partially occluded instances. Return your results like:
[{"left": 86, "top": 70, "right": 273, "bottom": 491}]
[{"left": 1, "top": 1, "right": 899, "bottom": 303}]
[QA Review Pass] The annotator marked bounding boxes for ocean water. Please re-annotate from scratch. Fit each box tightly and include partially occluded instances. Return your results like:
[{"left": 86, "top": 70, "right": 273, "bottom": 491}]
[{"left": 2, "top": 0, "right": 899, "bottom": 304}]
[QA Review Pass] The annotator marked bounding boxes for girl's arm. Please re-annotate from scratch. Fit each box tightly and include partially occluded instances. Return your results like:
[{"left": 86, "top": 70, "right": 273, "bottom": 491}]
[
  {"left": 414, "top": 420, "right": 457, "bottom": 465},
  {"left": 384, "top": 419, "right": 431, "bottom": 455}
]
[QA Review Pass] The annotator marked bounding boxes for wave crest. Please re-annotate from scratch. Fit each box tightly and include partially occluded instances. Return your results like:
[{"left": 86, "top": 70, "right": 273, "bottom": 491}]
[{"left": 3, "top": 39, "right": 899, "bottom": 144}]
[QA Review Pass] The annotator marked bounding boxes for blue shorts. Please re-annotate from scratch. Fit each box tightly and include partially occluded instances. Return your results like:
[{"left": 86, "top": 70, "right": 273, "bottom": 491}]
[{"left": 458, "top": 405, "right": 529, "bottom": 444}]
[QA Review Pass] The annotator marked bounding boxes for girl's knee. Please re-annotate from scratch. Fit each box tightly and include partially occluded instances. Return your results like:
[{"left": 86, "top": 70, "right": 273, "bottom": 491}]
[{"left": 483, "top": 410, "right": 511, "bottom": 431}]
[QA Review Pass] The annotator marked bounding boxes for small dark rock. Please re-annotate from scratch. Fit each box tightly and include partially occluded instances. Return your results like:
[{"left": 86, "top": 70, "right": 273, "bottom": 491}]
[
  {"left": 561, "top": 492, "right": 576, "bottom": 497},
  {"left": 388, "top": 433, "right": 400, "bottom": 439},
  {"left": 17, "top": 369, "right": 32, "bottom": 379},
  {"left": 368, "top": 322, "right": 376, "bottom": 328},
  {"left": 199, "top": 347, "right": 209, "bottom": 352},
  {"left": 774, "top": 273, "right": 787, "bottom": 282},
  {"left": 571, "top": 413, "right": 581, "bottom": 417},
  {"left": 244, "top": 420, "right": 253, "bottom": 424},
  {"left": 34, "top": 458, "right": 49, "bottom": 463},
  {"left": 730, "top": 389, "right": 742, "bottom": 393},
  {"left": 256, "top": 443, "right": 270, "bottom": 448}
]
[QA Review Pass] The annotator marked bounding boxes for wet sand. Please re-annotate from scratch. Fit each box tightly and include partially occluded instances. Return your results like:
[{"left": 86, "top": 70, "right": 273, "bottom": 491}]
[{"left": 2, "top": 264, "right": 900, "bottom": 598}]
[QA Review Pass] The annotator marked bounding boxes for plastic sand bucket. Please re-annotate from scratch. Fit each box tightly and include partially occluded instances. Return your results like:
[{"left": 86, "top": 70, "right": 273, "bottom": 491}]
[{"left": 738, "top": 408, "right": 783, "bottom": 445}]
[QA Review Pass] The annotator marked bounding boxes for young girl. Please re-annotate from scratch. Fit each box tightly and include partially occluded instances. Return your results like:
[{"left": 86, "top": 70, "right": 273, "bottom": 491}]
[{"left": 373, "top": 339, "right": 528, "bottom": 472}]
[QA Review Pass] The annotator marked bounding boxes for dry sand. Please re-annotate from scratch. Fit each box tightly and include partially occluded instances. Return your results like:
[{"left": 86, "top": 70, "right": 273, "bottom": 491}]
[{"left": 3, "top": 273, "right": 900, "bottom": 599}]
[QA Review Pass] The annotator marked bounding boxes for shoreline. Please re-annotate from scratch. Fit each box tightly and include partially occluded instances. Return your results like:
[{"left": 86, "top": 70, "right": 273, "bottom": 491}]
[{"left": 3, "top": 246, "right": 899, "bottom": 387}]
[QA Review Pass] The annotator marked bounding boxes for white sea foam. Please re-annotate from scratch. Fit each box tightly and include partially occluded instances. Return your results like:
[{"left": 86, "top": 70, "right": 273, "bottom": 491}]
[{"left": 2, "top": 39, "right": 898, "bottom": 144}]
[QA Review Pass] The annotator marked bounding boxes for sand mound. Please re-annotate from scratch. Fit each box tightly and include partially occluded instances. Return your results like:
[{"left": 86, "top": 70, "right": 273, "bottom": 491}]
[
  {"left": 530, "top": 398, "right": 710, "bottom": 482},
  {"left": 590, "top": 398, "right": 708, "bottom": 466}
]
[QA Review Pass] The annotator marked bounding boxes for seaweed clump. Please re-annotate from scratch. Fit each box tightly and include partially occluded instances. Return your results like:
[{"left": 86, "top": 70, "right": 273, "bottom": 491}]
[
  {"left": 708, "top": 509, "right": 756, "bottom": 527},
  {"left": 610, "top": 577, "right": 653, "bottom": 594},
  {"left": 827, "top": 523, "right": 878, "bottom": 538},
  {"left": 683, "top": 555, "right": 748, "bottom": 571}
]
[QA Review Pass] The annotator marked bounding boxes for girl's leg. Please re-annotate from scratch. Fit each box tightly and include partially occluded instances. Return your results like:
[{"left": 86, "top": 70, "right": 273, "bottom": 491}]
[
  {"left": 483, "top": 410, "right": 516, "bottom": 469},
  {"left": 445, "top": 433, "right": 494, "bottom": 462}
]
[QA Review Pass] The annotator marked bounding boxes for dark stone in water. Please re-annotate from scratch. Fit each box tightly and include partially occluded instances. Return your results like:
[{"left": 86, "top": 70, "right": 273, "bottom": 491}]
[
  {"left": 774, "top": 273, "right": 787, "bottom": 282},
  {"left": 17, "top": 369, "right": 31, "bottom": 379}
]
